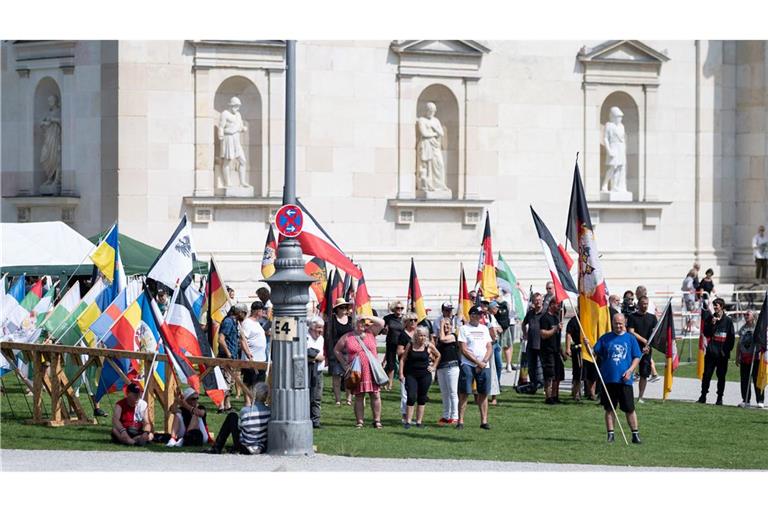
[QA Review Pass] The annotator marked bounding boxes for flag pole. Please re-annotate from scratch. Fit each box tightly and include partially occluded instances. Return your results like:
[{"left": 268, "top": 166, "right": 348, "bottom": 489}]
[{"left": 564, "top": 294, "right": 629, "bottom": 446}]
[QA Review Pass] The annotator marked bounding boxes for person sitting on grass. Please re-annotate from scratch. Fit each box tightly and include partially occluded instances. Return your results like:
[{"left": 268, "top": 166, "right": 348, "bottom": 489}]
[
  {"left": 111, "top": 382, "right": 153, "bottom": 446},
  {"left": 166, "top": 387, "right": 210, "bottom": 447},
  {"left": 206, "top": 382, "right": 271, "bottom": 454}
]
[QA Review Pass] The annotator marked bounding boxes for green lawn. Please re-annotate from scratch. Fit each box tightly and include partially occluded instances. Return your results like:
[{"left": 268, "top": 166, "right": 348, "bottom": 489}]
[{"left": 1, "top": 375, "right": 766, "bottom": 469}]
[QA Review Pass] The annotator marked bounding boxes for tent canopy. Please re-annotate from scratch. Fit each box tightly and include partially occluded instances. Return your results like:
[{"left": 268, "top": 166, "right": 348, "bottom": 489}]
[
  {"left": 1, "top": 222, "right": 96, "bottom": 277},
  {"left": 88, "top": 230, "right": 208, "bottom": 276}
]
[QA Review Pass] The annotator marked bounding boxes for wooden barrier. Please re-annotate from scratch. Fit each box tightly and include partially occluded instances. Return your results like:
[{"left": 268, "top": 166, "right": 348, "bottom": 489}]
[{"left": 0, "top": 341, "right": 267, "bottom": 430}]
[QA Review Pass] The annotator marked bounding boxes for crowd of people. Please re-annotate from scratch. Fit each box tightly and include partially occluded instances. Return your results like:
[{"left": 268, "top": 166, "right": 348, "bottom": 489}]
[{"left": 103, "top": 259, "right": 765, "bottom": 451}]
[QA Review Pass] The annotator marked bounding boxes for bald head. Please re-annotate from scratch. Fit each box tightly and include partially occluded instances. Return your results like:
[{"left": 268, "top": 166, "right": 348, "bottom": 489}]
[{"left": 612, "top": 313, "right": 626, "bottom": 335}]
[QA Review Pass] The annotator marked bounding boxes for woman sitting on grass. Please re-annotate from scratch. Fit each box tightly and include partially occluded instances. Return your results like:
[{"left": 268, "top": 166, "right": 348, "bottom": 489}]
[
  {"left": 166, "top": 387, "right": 210, "bottom": 447},
  {"left": 400, "top": 326, "right": 441, "bottom": 428}
]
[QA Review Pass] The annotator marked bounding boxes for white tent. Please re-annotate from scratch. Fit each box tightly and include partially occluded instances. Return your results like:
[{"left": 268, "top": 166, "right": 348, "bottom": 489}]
[{"left": 1, "top": 222, "right": 96, "bottom": 276}]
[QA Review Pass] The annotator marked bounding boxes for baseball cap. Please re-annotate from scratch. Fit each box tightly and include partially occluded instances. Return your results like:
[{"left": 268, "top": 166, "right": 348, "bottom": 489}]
[
  {"left": 489, "top": 300, "right": 499, "bottom": 308},
  {"left": 468, "top": 306, "right": 481, "bottom": 316},
  {"left": 441, "top": 302, "right": 454, "bottom": 310},
  {"left": 183, "top": 387, "right": 198, "bottom": 400}
]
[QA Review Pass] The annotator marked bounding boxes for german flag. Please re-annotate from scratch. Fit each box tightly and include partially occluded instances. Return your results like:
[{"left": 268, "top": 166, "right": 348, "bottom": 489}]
[
  {"left": 205, "top": 259, "right": 230, "bottom": 355},
  {"left": 408, "top": 258, "right": 427, "bottom": 322},
  {"left": 649, "top": 299, "right": 678, "bottom": 399},
  {"left": 355, "top": 269, "right": 373, "bottom": 317},
  {"left": 565, "top": 162, "right": 611, "bottom": 363},
  {"left": 304, "top": 257, "right": 327, "bottom": 306},
  {"left": 475, "top": 212, "right": 499, "bottom": 299},
  {"left": 261, "top": 224, "right": 277, "bottom": 279},
  {"left": 343, "top": 271, "right": 354, "bottom": 302},
  {"left": 458, "top": 264, "right": 472, "bottom": 324}
]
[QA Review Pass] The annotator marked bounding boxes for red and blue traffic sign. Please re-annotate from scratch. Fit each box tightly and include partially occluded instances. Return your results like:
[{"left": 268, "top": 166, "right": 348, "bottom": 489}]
[{"left": 275, "top": 203, "right": 304, "bottom": 238}]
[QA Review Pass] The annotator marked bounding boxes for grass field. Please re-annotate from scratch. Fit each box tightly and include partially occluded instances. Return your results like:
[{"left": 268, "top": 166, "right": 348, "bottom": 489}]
[{"left": 1, "top": 374, "right": 766, "bottom": 469}]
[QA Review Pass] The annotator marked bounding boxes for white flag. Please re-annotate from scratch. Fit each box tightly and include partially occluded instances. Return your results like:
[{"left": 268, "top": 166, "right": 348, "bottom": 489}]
[{"left": 147, "top": 215, "right": 196, "bottom": 289}]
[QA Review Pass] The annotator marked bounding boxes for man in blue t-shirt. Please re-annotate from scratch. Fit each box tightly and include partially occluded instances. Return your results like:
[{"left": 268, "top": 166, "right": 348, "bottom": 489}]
[{"left": 593, "top": 313, "right": 642, "bottom": 444}]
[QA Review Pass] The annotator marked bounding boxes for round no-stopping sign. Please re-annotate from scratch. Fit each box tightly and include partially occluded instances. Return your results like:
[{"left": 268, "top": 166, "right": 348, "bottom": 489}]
[{"left": 275, "top": 203, "right": 304, "bottom": 238}]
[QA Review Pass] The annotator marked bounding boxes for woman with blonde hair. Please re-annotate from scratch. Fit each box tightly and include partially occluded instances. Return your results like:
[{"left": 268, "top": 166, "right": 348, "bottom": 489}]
[
  {"left": 397, "top": 312, "right": 419, "bottom": 422},
  {"left": 400, "top": 326, "right": 440, "bottom": 428}
]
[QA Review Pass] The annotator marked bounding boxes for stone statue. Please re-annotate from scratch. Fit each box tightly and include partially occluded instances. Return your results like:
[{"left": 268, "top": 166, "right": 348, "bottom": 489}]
[
  {"left": 601, "top": 106, "right": 631, "bottom": 200},
  {"left": 39, "top": 95, "right": 62, "bottom": 195},
  {"left": 416, "top": 102, "right": 451, "bottom": 198},
  {"left": 217, "top": 96, "right": 253, "bottom": 196}
]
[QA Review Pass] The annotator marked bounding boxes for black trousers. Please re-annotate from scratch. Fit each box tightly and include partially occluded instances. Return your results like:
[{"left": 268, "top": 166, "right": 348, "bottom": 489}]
[
  {"left": 405, "top": 371, "right": 432, "bottom": 406},
  {"left": 309, "top": 363, "right": 323, "bottom": 426},
  {"left": 739, "top": 359, "right": 765, "bottom": 403},
  {"left": 527, "top": 348, "right": 542, "bottom": 392},
  {"left": 757, "top": 258, "right": 767, "bottom": 280},
  {"left": 700, "top": 354, "right": 729, "bottom": 398},
  {"left": 212, "top": 412, "right": 249, "bottom": 454}
]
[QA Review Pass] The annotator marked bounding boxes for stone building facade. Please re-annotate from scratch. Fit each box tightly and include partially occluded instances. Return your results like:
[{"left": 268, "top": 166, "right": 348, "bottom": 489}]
[{"left": 2, "top": 40, "right": 766, "bottom": 304}]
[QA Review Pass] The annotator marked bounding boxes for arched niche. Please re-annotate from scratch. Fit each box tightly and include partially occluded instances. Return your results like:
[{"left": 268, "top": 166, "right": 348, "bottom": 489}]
[
  {"left": 34, "top": 77, "right": 62, "bottom": 194},
  {"left": 416, "top": 84, "right": 459, "bottom": 198},
  {"left": 213, "top": 76, "right": 262, "bottom": 195},
  {"left": 600, "top": 91, "right": 639, "bottom": 198}
]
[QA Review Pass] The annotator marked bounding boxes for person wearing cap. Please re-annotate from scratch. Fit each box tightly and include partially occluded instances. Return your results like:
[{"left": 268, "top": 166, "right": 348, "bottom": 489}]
[
  {"left": 382, "top": 300, "right": 406, "bottom": 390},
  {"left": 217, "top": 303, "right": 247, "bottom": 412},
  {"left": 240, "top": 301, "right": 268, "bottom": 405},
  {"left": 111, "top": 382, "right": 153, "bottom": 446},
  {"left": 457, "top": 306, "right": 493, "bottom": 430},
  {"left": 207, "top": 382, "right": 271, "bottom": 455},
  {"left": 432, "top": 302, "right": 456, "bottom": 340},
  {"left": 327, "top": 297, "right": 354, "bottom": 405},
  {"left": 334, "top": 315, "right": 386, "bottom": 428},
  {"left": 166, "top": 388, "right": 210, "bottom": 447}
]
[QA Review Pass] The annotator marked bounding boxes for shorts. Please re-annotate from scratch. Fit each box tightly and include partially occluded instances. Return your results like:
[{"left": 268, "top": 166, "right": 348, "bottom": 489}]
[
  {"left": 242, "top": 368, "right": 266, "bottom": 386},
  {"left": 541, "top": 350, "right": 557, "bottom": 380},
  {"left": 638, "top": 352, "right": 653, "bottom": 379},
  {"left": 458, "top": 363, "right": 491, "bottom": 396},
  {"left": 581, "top": 359, "right": 598, "bottom": 382},
  {"left": 600, "top": 382, "right": 635, "bottom": 413},
  {"left": 500, "top": 327, "right": 515, "bottom": 348}
]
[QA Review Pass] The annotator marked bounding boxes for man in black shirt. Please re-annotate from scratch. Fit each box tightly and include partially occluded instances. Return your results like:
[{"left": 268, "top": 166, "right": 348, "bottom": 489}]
[
  {"left": 522, "top": 293, "right": 544, "bottom": 393},
  {"left": 565, "top": 314, "right": 582, "bottom": 401},
  {"left": 627, "top": 296, "right": 658, "bottom": 403},
  {"left": 698, "top": 298, "right": 735, "bottom": 405},
  {"left": 539, "top": 299, "right": 564, "bottom": 404}
]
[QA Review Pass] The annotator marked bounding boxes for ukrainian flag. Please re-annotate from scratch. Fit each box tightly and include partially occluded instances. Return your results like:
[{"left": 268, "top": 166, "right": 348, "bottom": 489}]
[{"left": 90, "top": 224, "right": 119, "bottom": 283}]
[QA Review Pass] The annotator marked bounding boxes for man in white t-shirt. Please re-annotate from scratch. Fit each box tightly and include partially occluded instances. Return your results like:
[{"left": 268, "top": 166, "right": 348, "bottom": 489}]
[
  {"left": 457, "top": 306, "right": 493, "bottom": 430},
  {"left": 240, "top": 301, "right": 267, "bottom": 406}
]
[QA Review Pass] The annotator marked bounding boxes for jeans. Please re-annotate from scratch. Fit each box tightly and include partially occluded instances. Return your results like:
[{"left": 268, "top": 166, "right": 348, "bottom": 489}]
[
  {"left": 400, "top": 376, "right": 407, "bottom": 415},
  {"left": 739, "top": 359, "right": 765, "bottom": 403},
  {"left": 309, "top": 363, "right": 323, "bottom": 426},
  {"left": 437, "top": 364, "right": 459, "bottom": 420},
  {"left": 492, "top": 342, "right": 502, "bottom": 390},
  {"left": 700, "top": 354, "right": 729, "bottom": 398}
]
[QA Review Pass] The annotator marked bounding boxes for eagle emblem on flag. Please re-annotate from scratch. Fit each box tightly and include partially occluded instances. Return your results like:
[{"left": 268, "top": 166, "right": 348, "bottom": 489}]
[{"left": 174, "top": 236, "right": 192, "bottom": 257}]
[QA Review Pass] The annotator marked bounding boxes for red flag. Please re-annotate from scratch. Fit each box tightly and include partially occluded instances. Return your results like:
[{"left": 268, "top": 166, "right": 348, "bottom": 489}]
[
  {"left": 355, "top": 270, "right": 373, "bottom": 317},
  {"left": 475, "top": 212, "right": 499, "bottom": 299},
  {"left": 304, "top": 257, "right": 327, "bottom": 305}
]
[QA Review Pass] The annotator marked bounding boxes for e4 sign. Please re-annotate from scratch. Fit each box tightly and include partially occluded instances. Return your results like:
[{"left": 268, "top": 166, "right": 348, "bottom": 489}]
[{"left": 273, "top": 316, "right": 298, "bottom": 342}]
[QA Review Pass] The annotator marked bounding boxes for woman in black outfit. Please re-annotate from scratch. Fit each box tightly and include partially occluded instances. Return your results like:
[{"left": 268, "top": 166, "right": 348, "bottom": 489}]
[
  {"left": 381, "top": 301, "right": 405, "bottom": 391},
  {"left": 327, "top": 298, "right": 354, "bottom": 405},
  {"left": 399, "top": 326, "right": 441, "bottom": 428}
]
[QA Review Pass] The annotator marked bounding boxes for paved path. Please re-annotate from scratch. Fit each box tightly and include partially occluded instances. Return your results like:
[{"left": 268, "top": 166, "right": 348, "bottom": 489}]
[{"left": 0, "top": 449, "right": 713, "bottom": 472}]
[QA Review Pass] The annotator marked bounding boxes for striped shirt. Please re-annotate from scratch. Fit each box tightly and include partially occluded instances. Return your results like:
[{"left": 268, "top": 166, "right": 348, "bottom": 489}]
[{"left": 239, "top": 402, "right": 271, "bottom": 448}]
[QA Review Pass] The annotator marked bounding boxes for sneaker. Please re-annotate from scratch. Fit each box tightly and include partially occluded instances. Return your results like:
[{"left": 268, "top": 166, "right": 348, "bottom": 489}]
[
  {"left": 607, "top": 432, "right": 615, "bottom": 443},
  {"left": 757, "top": 402, "right": 765, "bottom": 409},
  {"left": 480, "top": 423, "right": 491, "bottom": 430},
  {"left": 650, "top": 375, "right": 661, "bottom": 383},
  {"left": 166, "top": 438, "right": 179, "bottom": 448},
  {"left": 631, "top": 433, "right": 642, "bottom": 444},
  {"left": 415, "top": 423, "right": 425, "bottom": 429},
  {"left": 455, "top": 422, "right": 465, "bottom": 430},
  {"left": 696, "top": 395, "right": 707, "bottom": 404},
  {"left": 738, "top": 402, "right": 748, "bottom": 408},
  {"left": 245, "top": 445, "right": 263, "bottom": 455},
  {"left": 437, "top": 418, "right": 450, "bottom": 426},
  {"left": 505, "top": 364, "right": 512, "bottom": 372},
  {"left": 510, "top": 364, "right": 519, "bottom": 371},
  {"left": 637, "top": 398, "right": 645, "bottom": 404},
  {"left": 204, "top": 447, "right": 222, "bottom": 454},
  {"left": 93, "top": 408, "right": 108, "bottom": 417},
  {"left": 715, "top": 397, "right": 723, "bottom": 406},
  {"left": 403, "top": 422, "right": 411, "bottom": 430}
]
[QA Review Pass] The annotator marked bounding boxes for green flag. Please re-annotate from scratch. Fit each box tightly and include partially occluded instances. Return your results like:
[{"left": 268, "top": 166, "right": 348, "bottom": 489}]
[{"left": 497, "top": 253, "right": 525, "bottom": 321}]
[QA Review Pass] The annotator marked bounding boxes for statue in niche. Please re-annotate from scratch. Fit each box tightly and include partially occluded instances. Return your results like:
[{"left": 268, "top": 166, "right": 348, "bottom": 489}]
[
  {"left": 601, "top": 106, "right": 632, "bottom": 200},
  {"left": 39, "top": 95, "right": 62, "bottom": 195},
  {"left": 415, "top": 102, "right": 451, "bottom": 198},
  {"left": 217, "top": 96, "right": 253, "bottom": 196}
]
